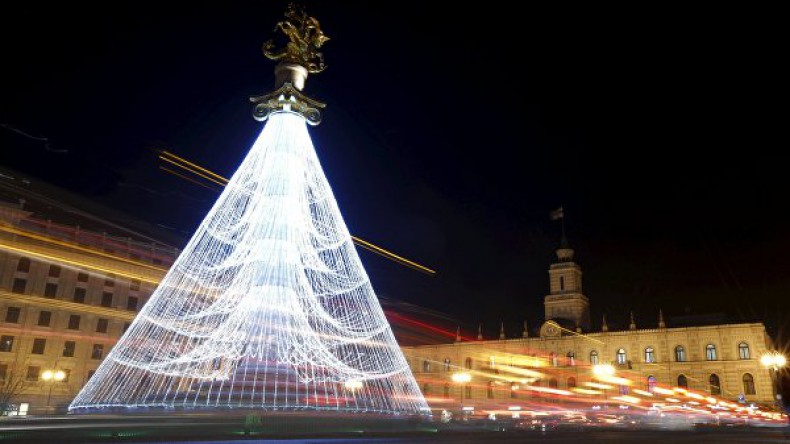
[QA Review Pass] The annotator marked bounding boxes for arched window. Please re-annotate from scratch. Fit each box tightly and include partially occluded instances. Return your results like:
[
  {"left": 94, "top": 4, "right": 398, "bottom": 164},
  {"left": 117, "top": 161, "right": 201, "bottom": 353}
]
[
  {"left": 487, "top": 381, "right": 495, "bottom": 399},
  {"left": 706, "top": 344, "right": 717, "bottom": 361},
  {"left": 709, "top": 374, "right": 721, "bottom": 395},
  {"left": 645, "top": 347, "right": 655, "bottom": 363},
  {"left": 738, "top": 342, "right": 750, "bottom": 360},
  {"left": 443, "top": 383, "right": 450, "bottom": 398},
  {"left": 465, "top": 357, "right": 472, "bottom": 369},
  {"left": 17, "top": 258, "right": 30, "bottom": 273},
  {"left": 567, "top": 377, "right": 577, "bottom": 388},
  {"left": 677, "top": 374, "right": 688, "bottom": 389},
  {"left": 510, "top": 384, "right": 518, "bottom": 398},
  {"left": 743, "top": 373, "right": 755, "bottom": 395},
  {"left": 647, "top": 375, "right": 656, "bottom": 393},
  {"left": 566, "top": 351, "right": 575, "bottom": 366},
  {"left": 549, "top": 352, "right": 558, "bottom": 367},
  {"left": 675, "top": 345, "right": 686, "bottom": 362},
  {"left": 444, "top": 358, "right": 451, "bottom": 371},
  {"left": 590, "top": 350, "right": 599, "bottom": 365},
  {"left": 422, "top": 360, "right": 431, "bottom": 372},
  {"left": 560, "top": 276, "right": 565, "bottom": 291},
  {"left": 616, "top": 348, "right": 627, "bottom": 365},
  {"left": 549, "top": 378, "right": 558, "bottom": 389}
]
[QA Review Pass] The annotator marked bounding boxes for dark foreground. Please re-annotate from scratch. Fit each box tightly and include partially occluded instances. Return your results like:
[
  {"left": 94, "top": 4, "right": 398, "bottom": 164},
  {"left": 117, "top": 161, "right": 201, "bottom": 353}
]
[{"left": 1, "top": 413, "right": 788, "bottom": 443}]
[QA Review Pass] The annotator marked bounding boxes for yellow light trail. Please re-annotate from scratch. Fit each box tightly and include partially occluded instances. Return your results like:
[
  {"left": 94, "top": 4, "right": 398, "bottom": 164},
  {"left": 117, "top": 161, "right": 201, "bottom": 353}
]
[{"left": 158, "top": 150, "right": 436, "bottom": 275}]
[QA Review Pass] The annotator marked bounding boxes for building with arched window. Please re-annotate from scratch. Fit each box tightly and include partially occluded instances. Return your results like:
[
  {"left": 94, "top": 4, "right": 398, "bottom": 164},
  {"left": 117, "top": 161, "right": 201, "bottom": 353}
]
[{"left": 402, "top": 237, "right": 776, "bottom": 408}]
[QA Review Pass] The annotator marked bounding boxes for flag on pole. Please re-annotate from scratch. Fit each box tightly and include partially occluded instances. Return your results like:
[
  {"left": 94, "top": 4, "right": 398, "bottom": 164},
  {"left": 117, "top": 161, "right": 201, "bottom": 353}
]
[{"left": 550, "top": 206, "right": 564, "bottom": 221}]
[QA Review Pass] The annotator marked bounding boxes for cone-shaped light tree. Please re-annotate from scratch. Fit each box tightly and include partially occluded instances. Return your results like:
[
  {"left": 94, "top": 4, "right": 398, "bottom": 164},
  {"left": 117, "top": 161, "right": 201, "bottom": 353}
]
[{"left": 70, "top": 4, "right": 428, "bottom": 415}]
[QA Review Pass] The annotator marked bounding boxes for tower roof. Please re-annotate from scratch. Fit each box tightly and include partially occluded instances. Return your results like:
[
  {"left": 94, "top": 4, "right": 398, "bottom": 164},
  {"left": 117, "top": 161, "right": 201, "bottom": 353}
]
[{"left": 556, "top": 234, "right": 574, "bottom": 262}]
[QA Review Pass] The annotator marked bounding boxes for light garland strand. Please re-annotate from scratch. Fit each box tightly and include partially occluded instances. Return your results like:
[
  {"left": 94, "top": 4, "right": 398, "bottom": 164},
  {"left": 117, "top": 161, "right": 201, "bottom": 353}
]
[{"left": 69, "top": 111, "right": 429, "bottom": 415}]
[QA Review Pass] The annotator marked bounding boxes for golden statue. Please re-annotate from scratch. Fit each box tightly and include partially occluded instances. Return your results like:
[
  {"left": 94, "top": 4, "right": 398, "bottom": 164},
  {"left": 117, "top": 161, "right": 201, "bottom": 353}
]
[{"left": 263, "top": 3, "right": 329, "bottom": 73}]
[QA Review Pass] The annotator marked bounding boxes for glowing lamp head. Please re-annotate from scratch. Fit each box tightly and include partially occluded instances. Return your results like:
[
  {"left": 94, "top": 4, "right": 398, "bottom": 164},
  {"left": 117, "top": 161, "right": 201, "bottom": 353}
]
[
  {"left": 592, "top": 364, "right": 615, "bottom": 377},
  {"left": 761, "top": 354, "right": 775, "bottom": 367},
  {"left": 42, "top": 369, "right": 66, "bottom": 381},
  {"left": 451, "top": 372, "right": 471, "bottom": 384},
  {"left": 775, "top": 354, "right": 787, "bottom": 367},
  {"left": 344, "top": 379, "right": 363, "bottom": 390},
  {"left": 54, "top": 370, "right": 66, "bottom": 381},
  {"left": 41, "top": 370, "right": 53, "bottom": 381}
]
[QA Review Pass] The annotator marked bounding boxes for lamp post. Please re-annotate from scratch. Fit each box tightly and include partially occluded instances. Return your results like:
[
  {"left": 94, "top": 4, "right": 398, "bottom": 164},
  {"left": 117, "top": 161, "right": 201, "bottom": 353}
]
[
  {"left": 592, "top": 364, "right": 615, "bottom": 409},
  {"left": 760, "top": 352, "right": 786, "bottom": 409},
  {"left": 41, "top": 369, "right": 65, "bottom": 413},
  {"left": 451, "top": 372, "right": 471, "bottom": 417}
]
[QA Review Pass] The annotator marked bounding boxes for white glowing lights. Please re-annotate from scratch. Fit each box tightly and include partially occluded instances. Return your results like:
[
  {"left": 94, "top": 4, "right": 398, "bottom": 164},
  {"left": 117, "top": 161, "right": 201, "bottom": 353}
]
[{"left": 69, "top": 112, "right": 428, "bottom": 415}]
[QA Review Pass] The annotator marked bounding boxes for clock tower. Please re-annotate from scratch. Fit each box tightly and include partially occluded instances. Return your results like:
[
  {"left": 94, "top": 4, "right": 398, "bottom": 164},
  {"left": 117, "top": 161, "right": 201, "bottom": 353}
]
[{"left": 543, "top": 235, "right": 591, "bottom": 332}]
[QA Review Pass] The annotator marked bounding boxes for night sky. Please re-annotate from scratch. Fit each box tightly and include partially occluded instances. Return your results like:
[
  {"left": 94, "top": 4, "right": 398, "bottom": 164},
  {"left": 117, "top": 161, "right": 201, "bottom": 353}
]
[{"left": 1, "top": 2, "right": 787, "bottom": 340}]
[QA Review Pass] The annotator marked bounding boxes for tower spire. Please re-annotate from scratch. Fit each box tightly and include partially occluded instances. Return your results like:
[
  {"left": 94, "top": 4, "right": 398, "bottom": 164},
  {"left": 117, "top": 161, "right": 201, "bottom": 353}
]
[
  {"left": 602, "top": 314, "right": 608, "bottom": 332},
  {"left": 477, "top": 324, "right": 483, "bottom": 340},
  {"left": 629, "top": 311, "right": 637, "bottom": 330},
  {"left": 455, "top": 326, "right": 462, "bottom": 342},
  {"left": 658, "top": 309, "right": 666, "bottom": 329},
  {"left": 499, "top": 322, "right": 506, "bottom": 340},
  {"left": 522, "top": 320, "right": 529, "bottom": 338}
]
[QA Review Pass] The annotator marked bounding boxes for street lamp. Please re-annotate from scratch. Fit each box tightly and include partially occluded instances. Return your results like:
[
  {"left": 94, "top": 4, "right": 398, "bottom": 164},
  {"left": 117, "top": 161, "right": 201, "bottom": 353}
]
[
  {"left": 41, "top": 369, "right": 66, "bottom": 412},
  {"left": 592, "top": 364, "right": 615, "bottom": 409},
  {"left": 451, "top": 372, "right": 471, "bottom": 416},
  {"left": 760, "top": 352, "right": 786, "bottom": 409}
]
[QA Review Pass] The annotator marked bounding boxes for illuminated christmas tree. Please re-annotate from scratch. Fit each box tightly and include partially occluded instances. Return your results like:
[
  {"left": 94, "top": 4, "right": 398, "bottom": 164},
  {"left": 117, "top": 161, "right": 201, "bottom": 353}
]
[{"left": 70, "top": 4, "right": 428, "bottom": 415}]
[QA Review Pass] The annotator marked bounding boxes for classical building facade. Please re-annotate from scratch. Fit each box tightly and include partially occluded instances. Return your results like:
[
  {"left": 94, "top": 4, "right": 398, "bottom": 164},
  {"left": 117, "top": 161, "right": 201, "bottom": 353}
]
[
  {"left": 402, "top": 239, "right": 775, "bottom": 410},
  {"left": 0, "top": 198, "right": 176, "bottom": 414}
]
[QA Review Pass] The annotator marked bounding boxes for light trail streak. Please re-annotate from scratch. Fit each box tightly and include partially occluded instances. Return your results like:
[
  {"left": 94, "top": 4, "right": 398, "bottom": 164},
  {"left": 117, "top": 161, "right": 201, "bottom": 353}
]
[{"left": 158, "top": 150, "right": 436, "bottom": 275}]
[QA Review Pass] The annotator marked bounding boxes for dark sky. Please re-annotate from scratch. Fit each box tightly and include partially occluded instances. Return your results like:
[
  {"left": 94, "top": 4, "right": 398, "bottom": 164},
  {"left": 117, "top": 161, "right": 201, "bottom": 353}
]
[{"left": 1, "top": 2, "right": 787, "bottom": 339}]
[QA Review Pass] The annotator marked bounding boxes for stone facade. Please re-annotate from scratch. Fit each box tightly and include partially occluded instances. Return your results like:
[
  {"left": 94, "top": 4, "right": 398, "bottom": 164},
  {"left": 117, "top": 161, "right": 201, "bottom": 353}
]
[{"left": 0, "top": 201, "right": 176, "bottom": 414}]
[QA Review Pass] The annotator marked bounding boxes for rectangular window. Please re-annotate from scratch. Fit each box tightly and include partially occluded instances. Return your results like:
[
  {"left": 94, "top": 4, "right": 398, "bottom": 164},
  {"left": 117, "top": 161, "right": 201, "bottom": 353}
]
[
  {"left": 0, "top": 364, "right": 6, "bottom": 381},
  {"left": 0, "top": 336, "right": 14, "bottom": 352},
  {"left": 130, "top": 279, "right": 141, "bottom": 291},
  {"left": 73, "top": 287, "right": 86, "bottom": 303},
  {"left": 48, "top": 265, "right": 61, "bottom": 278},
  {"left": 11, "top": 278, "right": 26, "bottom": 294},
  {"left": 37, "top": 311, "right": 52, "bottom": 327},
  {"left": 63, "top": 340, "right": 76, "bottom": 357},
  {"left": 17, "top": 258, "right": 31, "bottom": 273},
  {"left": 96, "top": 318, "right": 109, "bottom": 333},
  {"left": 77, "top": 272, "right": 89, "bottom": 282},
  {"left": 5, "top": 307, "right": 21, "bottom": 323},
  {"left": 91, "top": 344, "right": 104, "bottom": 360},
  {"left": 31, "top": 338, "right": 46, "bottom": 354},
  {"left": 68, "top": 315, "right": 81, "bottom": 330},
  {"left": 127, "top": 296, "right": 139, "bottom": 311},
  {"left": 101, "top": 292, "right": 113, "bottom": 307},
  {"left": 61, "top": 369, "right": 71, "bottom": 382},
  {"left": 44, "top": 283, "right": 58, "bottom": 298},
  {"left": 26, "top": 366, "right": 40, "bottom": 381},
  {"left": 104, "top": 274, "right": 115, "bottom": 287}
]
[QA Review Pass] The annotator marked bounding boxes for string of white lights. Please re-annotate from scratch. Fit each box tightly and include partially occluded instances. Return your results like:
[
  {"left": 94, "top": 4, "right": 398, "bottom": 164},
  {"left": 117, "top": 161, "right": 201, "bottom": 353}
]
[{"left": 69, "top": 111, "right": 428, "bottom": 414}]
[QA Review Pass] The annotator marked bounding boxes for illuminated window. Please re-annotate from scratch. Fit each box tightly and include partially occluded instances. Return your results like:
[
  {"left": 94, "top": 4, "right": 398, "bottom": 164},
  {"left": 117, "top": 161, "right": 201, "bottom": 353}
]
[
  {"left": 644, "top": 347, "right": 655, "bottom": 363},
  {"left": 706, "top": 344, "right": 717, "bottom": 361},
  {"left": 487, "top": 381, "right": 495, "bottom": 398},
  {"left": 647, "top": 375, "right": 656, "bottom": 393},
  {"left": 616, "top": 349, "right": 627, "bottom": 364},
  {"left": 0, "top": 336, "right": 15, "bottom": 352},
  {"left": 489, "top": 356, "right": 496, "bottom": 369},
  {"left": 678, "top": 374, "right": 688, "bottom": 389},
  {"left": 567, "top": 377, "right": 577, "bottom": 388},
  {"left": 443, "top": 358, "right": 451, "bottom": 372},
  {"left": 465, "top": 357, "right": 472, "bottom": 369},
  {"left": 422, "top": 360, "right": 431, "bottom": 372},
  {"left": 590, "top": 350, "right": 599, "bottom": 365},
  {"left": 17, "top": 258, "right": 31, "bottom": 273},
  {"left": 550, "top": 352, "right": 558, "bottom": 366},
  {"left": 675, "top": 345, "right": 686, "bottom": 362},
  {"left": 743, "top": 373, "right": 755, "bottom": 395},
  {"left": 709, "top": 374, "right": 721, "bottom": 395},
  {"left": 738, "top": 342, "right": 750, "bottom": 360},
  {"left": 566, "top": 351, "right": 575, "bottom": 366}
]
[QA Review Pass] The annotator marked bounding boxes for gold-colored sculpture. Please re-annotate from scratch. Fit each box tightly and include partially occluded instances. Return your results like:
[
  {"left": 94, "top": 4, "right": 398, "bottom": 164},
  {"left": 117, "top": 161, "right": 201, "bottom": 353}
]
[{"left": 263, "top": 3, "right": 329, "bottom": 74}]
